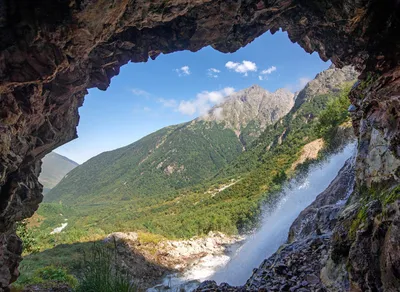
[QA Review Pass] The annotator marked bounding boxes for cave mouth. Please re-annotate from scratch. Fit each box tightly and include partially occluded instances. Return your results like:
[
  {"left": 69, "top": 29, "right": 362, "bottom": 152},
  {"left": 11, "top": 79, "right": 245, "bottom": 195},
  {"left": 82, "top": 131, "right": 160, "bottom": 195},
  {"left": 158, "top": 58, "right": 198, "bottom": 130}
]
[
  {"left": 1, "top": 0, "right": 399, "bottom": 290},
  {"left": 17, "top": 30, "right": 346, "bottom": 289}
]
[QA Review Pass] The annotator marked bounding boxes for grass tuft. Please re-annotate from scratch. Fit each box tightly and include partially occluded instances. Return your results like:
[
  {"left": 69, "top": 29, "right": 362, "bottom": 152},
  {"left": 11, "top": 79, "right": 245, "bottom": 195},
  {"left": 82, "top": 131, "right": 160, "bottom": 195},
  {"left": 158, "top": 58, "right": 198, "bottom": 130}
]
[{"left": 76, "top": 242, "right": 137, "bottom": 292}]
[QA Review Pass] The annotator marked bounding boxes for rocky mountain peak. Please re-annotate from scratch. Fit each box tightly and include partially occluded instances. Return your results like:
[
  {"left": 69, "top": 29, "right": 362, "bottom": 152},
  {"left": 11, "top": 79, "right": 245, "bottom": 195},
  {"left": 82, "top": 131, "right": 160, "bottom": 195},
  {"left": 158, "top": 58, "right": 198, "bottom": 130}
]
[
  {"left": 294, "top": 66, "right": 359, "bottom": 108},
  {"left": 200, "top": 85, "right": 295, "bottom": 132}
]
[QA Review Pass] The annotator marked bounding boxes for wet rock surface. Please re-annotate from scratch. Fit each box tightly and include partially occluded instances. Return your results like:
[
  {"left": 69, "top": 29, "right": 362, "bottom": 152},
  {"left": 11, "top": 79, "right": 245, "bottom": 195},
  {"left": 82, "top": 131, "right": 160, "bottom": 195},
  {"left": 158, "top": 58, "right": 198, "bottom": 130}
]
[
  {"left": 327, "top": 196, "right": 400, "bottom": 291},
  {"left": 288, "top": 155, "right": 356, "bottom": 242},
  {"left": 0, "top": 0, "right": 400, "bottom": 289}
]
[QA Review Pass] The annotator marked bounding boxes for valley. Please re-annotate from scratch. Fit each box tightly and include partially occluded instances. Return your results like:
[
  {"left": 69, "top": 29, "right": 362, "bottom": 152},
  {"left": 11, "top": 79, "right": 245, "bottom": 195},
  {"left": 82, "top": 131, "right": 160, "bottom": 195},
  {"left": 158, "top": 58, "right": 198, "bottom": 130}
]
[{"left": 15, "top": 66, "right": 359, "bottom": 290}]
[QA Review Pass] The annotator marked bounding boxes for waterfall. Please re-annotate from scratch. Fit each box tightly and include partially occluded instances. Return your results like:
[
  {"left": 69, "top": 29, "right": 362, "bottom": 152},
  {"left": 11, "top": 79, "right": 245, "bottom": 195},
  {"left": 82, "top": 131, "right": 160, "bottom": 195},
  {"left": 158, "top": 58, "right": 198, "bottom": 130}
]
[{"left": 148, "top": 143, "right": 356, "bottom": 291}]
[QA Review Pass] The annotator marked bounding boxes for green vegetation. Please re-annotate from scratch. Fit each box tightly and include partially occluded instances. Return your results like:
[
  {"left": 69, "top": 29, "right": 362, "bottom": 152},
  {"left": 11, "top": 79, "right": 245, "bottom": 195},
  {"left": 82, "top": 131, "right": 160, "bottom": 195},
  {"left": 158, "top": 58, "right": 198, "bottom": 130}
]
[
  {"left": 27, "top": 85, "right": 354, "bottom": 244},
  {"left": 45, "top": 122, "right": 244, "bottom": 205},
  {"left": 17, "top": 77, "right": 356, "bottom": 290},
  {"left": 13, "top": 265, "right": 78, "bottom": 290},
  {"left": 383, "top": 185, "right": 400, "bottom": 205},
  {"left": 348, "top": 183, "right": 400, "bottom": 239},
  {"left": 14, "top": 241, "right": 136, "bottom": 292},
  {"left": 17, "top": 220, "right": 40, "bottom": 254},
  {"left": 14, "top": 242, "right": 91, "bottom": 289},
  {"left": 316, "top": 84, "right": 352, "bottom": 148},
  {"left": 349, "top": 205, "right": 368, "bottom": 239},
  {"left": 77, "top": 243, "right": 136, "bottom": 292}
]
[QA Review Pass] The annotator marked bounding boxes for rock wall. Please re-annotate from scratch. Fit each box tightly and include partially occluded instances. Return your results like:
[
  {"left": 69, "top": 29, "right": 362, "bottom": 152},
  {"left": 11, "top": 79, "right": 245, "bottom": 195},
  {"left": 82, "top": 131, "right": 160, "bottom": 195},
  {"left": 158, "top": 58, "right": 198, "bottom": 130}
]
[{"left": 0, "top": 0, "right": 399, "bottom": 290}]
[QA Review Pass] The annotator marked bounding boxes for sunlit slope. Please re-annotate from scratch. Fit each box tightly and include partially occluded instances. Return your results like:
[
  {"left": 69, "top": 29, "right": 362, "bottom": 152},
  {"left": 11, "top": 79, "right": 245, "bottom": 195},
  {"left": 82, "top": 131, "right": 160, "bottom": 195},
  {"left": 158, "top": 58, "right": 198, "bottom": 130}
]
[{"left": 45, "top": 122, "right": 244, "bottom": 204}]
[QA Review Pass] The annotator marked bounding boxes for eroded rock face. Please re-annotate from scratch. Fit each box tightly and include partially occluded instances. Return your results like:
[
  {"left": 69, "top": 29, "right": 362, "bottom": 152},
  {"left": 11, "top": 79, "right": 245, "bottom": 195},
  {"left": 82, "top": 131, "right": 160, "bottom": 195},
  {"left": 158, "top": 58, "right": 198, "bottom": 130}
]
[
  {"left": 289, "top": 155, "right": 356, "bottom": 243},
  {"left": 0, "top": 0, "right": 400, "bottom": 289}
]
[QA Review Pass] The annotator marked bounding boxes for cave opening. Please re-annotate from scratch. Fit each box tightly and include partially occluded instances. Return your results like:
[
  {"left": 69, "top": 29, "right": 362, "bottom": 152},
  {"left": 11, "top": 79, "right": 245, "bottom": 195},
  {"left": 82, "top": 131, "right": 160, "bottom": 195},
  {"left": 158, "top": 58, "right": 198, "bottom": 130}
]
[
  {"left": 18, "top": 30, "right": 342, "bottom": 290},
  {"left": 1, "top": 0, "right": 399, "bottom": 291}
]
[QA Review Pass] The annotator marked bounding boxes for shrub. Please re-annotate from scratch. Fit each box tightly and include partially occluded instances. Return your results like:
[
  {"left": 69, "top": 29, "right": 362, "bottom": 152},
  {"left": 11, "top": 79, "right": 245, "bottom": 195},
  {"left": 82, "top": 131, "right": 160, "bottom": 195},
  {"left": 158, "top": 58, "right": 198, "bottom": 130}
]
[
  {"left": 35, "top": 266, "right": 78, "bottom": 287},
  {"left": 16, "top": 220, "right": 40, "bottom": 254},
  {"left": 13, "top": 266, "right": 78, "bottom": 289},
  {"left": 316, "top": 85, "right": 352, "bottom": 146}
]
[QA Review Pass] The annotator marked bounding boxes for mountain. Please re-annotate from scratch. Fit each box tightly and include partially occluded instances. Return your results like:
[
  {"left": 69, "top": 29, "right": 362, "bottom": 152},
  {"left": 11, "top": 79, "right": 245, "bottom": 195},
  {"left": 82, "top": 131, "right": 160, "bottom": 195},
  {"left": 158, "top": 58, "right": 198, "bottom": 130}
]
[
  {"left": 294, "top": 65, "right": 358, "bottom": 108},
  {"left": 45, "top": 86, "right": 294, "bottom": 204},
  {"left": 202, "top": 86, "right": 294, "bottom": 147},
  {"left": 39, "top": 66, "right": 358, "bottom": 239},
  {"left": 220, "top": 65, "right": 359, "bottom": 177},
  {"left": 39, "top": 152, "right": 79, "bottom": 194}
]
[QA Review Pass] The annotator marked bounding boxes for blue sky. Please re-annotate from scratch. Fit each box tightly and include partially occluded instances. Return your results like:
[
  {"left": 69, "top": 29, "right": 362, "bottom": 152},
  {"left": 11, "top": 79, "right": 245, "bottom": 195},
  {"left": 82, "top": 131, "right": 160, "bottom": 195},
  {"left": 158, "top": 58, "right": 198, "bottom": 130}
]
[{"left": 56, "top": 31, "right": 330, "bottom": 164}]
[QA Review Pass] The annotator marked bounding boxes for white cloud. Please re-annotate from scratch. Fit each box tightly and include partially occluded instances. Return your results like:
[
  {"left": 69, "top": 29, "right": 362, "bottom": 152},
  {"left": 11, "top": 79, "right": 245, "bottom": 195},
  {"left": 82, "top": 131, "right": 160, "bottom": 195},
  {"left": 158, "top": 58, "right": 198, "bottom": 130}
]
[
  {"left": 178, "top": 87, "right": 235, "bottom": 116},
  {"left": 207, "top": 68, "right": 221, "bottom": 78},
  {"left": 298, "top": 77, "right": 311, "bottom": 88},
  {"left": 286, "top": 77, "right": 312, "bottom": 92},
  {"left": 143, "top": 107, "right": 151, "bottom": 112},
  {"left": 175, "top": 65, "right": 191, "bottom": 76},
  {"left": 158, "top": 98, "right": 177, "bottom": 108},
  {"left": 225, "top": 60, "right": 257, "bottom": 76},
  {"left": 131, "top": 88, "right": 151, "bottom": 97},
  {"left": 178, "top": 101, "right": 197, "bottom": 115},
  {"left": 213, "top": 107, "right": 224, "bottom": 120},
  {"left": 261, "top": 66, "right": 277, "bottom": 75},
  {"left": 258, "top": 66, "right": 277, "bottom": 81}
]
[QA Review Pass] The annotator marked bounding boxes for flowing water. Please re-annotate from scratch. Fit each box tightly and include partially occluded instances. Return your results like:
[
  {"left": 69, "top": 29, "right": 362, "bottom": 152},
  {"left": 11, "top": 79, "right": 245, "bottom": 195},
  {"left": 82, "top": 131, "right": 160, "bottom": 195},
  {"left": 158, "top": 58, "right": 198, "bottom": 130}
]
[
  {"left": 50, "top": 222, "right": 68, "bottom": 234},
  {"left": 149, "top": 143, "right": 356, "bottom": 291}
]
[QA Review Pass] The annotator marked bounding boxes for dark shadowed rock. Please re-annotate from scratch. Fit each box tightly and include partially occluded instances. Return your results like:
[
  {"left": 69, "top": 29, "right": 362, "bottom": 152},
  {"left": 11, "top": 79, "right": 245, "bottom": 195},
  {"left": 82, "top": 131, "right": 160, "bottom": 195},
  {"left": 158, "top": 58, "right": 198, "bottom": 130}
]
[
  {"left": 0, "top": 0, "right": 400, "bottom": 289},
  {"left": 288, "top": 155, "right": 356, "bottom": 242}
]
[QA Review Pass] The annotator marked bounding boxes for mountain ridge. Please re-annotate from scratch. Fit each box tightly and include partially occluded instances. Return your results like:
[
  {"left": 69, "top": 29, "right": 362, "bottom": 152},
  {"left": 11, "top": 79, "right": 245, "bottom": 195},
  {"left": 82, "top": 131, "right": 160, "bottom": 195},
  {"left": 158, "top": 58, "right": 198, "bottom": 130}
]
[
  {"left": 45, "top": 83, "right": 293, "bottom": 204},
  {"left": 201, "top": 85, "right": 294, "bottom": 136}
]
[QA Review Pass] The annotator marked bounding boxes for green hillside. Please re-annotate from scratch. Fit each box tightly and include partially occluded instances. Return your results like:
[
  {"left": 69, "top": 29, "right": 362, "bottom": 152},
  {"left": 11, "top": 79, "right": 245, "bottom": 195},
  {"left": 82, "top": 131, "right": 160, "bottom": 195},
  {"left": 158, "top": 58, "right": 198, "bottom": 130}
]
[
  {"left": 45, "top": 121, "right": 244, "bottom": 204},
  {"left": 45, "top": 85, "right": 297, "bottom": 205}
]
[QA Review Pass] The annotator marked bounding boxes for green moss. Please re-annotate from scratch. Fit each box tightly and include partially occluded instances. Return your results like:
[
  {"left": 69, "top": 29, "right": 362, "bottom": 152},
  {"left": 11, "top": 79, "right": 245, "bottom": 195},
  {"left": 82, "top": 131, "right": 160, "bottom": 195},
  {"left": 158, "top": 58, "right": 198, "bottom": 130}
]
[
  {"left": 137, "top": 231, "right": 165, "bottom": 245},
  {"left": 382, "top": 185, "right": 400, "bottom": 205},
  {"left": 358, "top": 72, "right": 379, "bottom": 92},
  {"left": 349, "top": 206, "right": 368, "bottom": 239},
  {"left": 358, "top": 183, "right": 400, "bottom": 206},
  {"left": 348, "top": 184, "right": 400, "bottom": 238}
]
